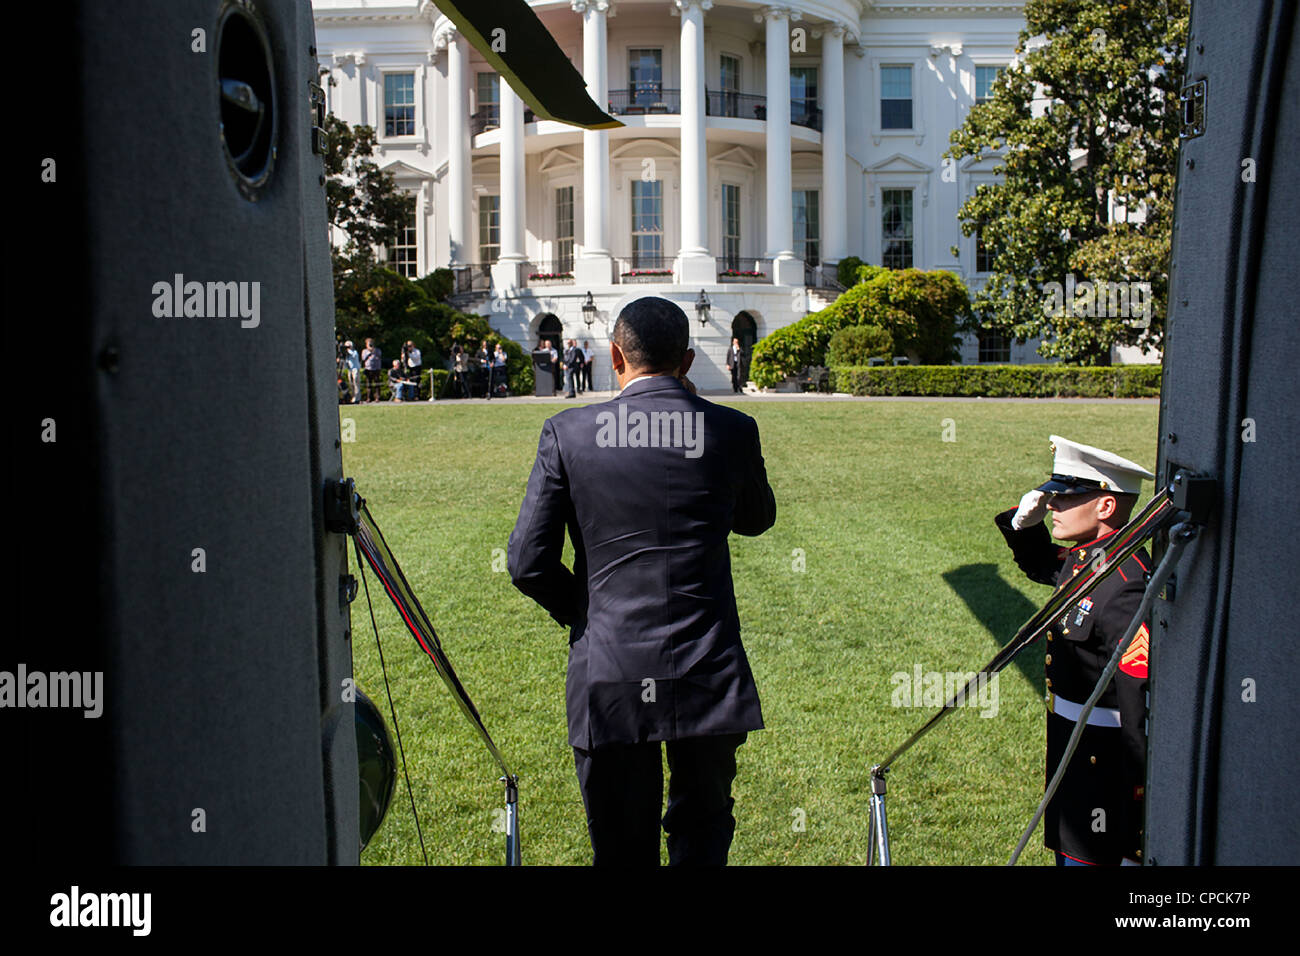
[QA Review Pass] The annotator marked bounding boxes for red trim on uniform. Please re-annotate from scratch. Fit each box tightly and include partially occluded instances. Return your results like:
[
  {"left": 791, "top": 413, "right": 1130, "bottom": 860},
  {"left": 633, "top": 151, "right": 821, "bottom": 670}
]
[
  {"left": 1132, "top": 553, "right": 1149, "bottom": 573},
  {"left": 1117, "top": 566, "right": 1129, "bottom": 582},
  {"left": 1059, "top": 851, "right": 1097, "bottom": 865},
  {"left": 1078, "top": 526, "right": 1120, "bottom": 551}
]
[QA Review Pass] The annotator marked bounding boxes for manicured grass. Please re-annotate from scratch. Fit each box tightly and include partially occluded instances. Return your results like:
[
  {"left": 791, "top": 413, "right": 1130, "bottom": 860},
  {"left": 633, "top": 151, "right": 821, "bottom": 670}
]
[{"left": 340, "top": 398, "right": 1158, "bottom": 865}]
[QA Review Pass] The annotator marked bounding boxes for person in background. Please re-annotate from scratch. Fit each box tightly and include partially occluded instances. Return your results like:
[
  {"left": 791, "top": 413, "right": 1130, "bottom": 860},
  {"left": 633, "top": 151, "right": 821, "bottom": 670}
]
[
  {"left": 563, "top": 339, "right": 580, "bottom": 398},
  {"left": 361, "top": 338, "right": 382, "bottom": 403},
  {"left": 547, "top": 339, "right": 559, "bottom": 394},
  {"left": 582, "top": 339, "right": 594, "bottom": 392},
  {"left": 404, "top": 339, "right": 422, "bottom": 390},
  {"left": 493, "top": 343, "right": 509, "bottom": 398},
  {"left": 388, "top": 359, "right": 414, "bottom": 402},
  {"left": 477, "top": 341, "right": 491, "bottom": 399},
  {"left": 726, "top": 338, "right": 744, "bottom": 394},
  {"left": 451, "top": 342, "right": 469, "bottom": 400},
  {"left": 343, "top": 340, "right": 361, "bottom": 404}
]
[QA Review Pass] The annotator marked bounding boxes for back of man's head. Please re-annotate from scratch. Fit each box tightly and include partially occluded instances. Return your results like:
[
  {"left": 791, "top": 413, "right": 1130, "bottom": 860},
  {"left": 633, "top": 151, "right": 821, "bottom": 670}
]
[{"left": 612, "top": 297, "right": 689, "bottom": 374}]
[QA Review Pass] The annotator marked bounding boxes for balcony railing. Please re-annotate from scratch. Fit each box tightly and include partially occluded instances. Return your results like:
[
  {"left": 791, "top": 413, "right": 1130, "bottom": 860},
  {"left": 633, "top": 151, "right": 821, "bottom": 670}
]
[
  {"left": 705, "top": 90, "right": 767, "bottom": 121},
  {"left": 804, "top": 261, "right": 846, "bottom": 292},
  {"left": 614, "top": 254, "right": 675, "bottom": 283},
  {"left": 524, "top": 259, "right": 575, "bottom": 286},
  {"left": 718, "top": 257, "right": 774, "bottom": 283},
  {"left": 608, "top": 88, "right": 681, "bottom": 116},
  {"left": 450, "top": 263, "right": 492, "bottom": 295}
]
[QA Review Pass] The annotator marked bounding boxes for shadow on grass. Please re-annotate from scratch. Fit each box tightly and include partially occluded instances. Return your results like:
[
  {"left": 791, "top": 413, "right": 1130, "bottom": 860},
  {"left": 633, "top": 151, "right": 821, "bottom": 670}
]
[{"left": 942, "top": 563, "right": 1045, "bottom": 697}]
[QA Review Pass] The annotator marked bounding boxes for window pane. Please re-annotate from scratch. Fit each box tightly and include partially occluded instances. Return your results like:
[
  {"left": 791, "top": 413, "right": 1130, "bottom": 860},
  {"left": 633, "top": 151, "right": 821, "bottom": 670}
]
[
  {"left": 720, "top": 55, "right": 740, "bottom": 92},
  {"left": 631, "top": 180, "right": 663, "bottom": 266},
  {"left": 881, "top": 99, "right": 912, "bottom": 130},
  {"left": 722, "top": 183, "right": 740, "bottom": 268},
  {"left": 881, "top": 189, "right": 913, "bottom": 269},
  {"left": 555, "top": 185, "right": 574, "bottom": 272},
  {"left": 384, "top": 72, "right": 416, "bottom": 136},
  {"left": 629, "top": 49, "right": 663, "bottom": 106},
  {"left": 479, "top": 195, "right": 500, "bottom": 263},
  {"left": 975, "top": 65, "right": 1003, "bottom": 104},
  {"left": 881, "top": 66, "right": 911, "bottom": 99}
]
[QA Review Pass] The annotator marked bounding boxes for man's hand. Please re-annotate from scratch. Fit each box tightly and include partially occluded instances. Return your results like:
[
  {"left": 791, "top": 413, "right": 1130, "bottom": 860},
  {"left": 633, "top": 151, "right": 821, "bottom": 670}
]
[{"left": 1011, "top": 489, "right": 1050, "bottom": 530}]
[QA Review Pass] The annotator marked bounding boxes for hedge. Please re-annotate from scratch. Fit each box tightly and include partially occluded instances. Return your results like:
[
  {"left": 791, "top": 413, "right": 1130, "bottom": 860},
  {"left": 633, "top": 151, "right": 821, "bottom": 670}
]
[{"left": 827, "top": 364, "right": 1162, "bottom": 398}]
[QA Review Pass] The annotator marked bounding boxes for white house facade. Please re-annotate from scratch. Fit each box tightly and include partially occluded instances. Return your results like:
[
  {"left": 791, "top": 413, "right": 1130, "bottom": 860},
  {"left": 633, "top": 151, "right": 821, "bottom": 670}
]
[{"left": 313, "top": 0, "right": 1096, "bottom": 390}]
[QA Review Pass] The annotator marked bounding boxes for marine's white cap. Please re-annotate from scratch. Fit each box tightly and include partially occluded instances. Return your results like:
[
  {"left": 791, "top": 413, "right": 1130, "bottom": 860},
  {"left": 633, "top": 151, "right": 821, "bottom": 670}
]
[{"left": 1037, "top": 435, "right": 1155, "bottom": 496}]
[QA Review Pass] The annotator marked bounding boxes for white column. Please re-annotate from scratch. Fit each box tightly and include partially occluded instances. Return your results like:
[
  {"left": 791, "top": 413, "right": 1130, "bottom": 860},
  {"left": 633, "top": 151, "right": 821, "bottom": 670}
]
[
  {"left": 758, "top": 7, "right": 801, "bottom": 285},
  {"left": 493, "top": 79, "right": 527, "bottom": 290},
  {"left": 574, "top": 1, "right": 613, "bottom": 285},
  {"left": 676, "top": 1, "right": 715, "bottom": 283},
  {"left": 443, "top": 29, "right": 471, "bottom": 266},
  {"left": 821, "top": 24, "right": 848, "bottom": 268}
]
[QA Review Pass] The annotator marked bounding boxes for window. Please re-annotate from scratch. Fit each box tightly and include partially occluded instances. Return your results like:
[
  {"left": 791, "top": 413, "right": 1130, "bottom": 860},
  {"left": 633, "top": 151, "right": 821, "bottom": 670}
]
[
  {"left": 722, "top": 184, "right": 741, "bottom": 269},
  {"left": 384, "top": 72, "right": 415, "bottom": 137},
  {"left": 793, "top": 190, "right": 820, "bottom": 266},
  {"left": 881, "top": 189, "right": 913, "bottom": 269},
  {"left": 881, "top": 66, "right": 913, "bottom": 129},
  {"left": 790, "top": 67, "right": 818, "bottom": 126},
  {"left": 391, "top": 202, "right": 418, "bottom": 278},
  {"left": 975, "top": 65, "right": 1003, "bottom": 105},
  {"left": 629, "top": 49, "right": 663, "bottom": 108},
  {"left": 630, "top": 179, "right": 663, "bottom": 266},
  {"left": 978, "top": 331, "right": 1011, "bottom": 363},
  {"left": 479, "top": 195, "right": 500, "bottom": 263},
  {"left": 975, "top": 229, "right": 996, "bottom": 273},
  {"left": 720, "top": 54, "right": 741, "bottom": 117},
  {"left": 476, "top": 72, "right": 500, "bottom": 130},
  {"left": 555, "top": 185, "right": 574, "bottom": 273}
]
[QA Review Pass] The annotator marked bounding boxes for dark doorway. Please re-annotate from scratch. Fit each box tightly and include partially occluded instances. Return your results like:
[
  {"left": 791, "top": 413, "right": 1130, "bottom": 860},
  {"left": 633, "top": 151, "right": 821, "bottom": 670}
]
[
  {"left": 732, "top": 311, "right": 758, "bottom": 355},
  {"left": 536, "top": 313, "right": 563, "bottom": 393}
]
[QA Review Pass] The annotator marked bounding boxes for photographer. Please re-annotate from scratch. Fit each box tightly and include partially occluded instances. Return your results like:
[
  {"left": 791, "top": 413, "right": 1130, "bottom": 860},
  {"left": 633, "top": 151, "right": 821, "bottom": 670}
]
[{"left": 361, "top": 338, "right": 382, "bottom": 403}]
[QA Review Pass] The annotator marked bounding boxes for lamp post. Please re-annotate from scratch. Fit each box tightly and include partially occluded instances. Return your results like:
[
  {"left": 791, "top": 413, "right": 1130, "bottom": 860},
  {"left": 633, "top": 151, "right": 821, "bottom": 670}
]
[{"left": 695, "top": 289, "right": 711, "bottom": 328}]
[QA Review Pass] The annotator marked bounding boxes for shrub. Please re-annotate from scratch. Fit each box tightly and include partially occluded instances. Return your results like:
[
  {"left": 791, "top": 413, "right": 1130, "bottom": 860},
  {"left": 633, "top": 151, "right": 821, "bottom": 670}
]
[
  {"left": 750, "top": 268, "right": 971, "bottom": 386},
  {"left": 836, "top": 256, "right": 865, "bottom": 287},
  {"left": 827, "top": 325, "right": 894, "bottom": 366},
  {"left": 827, "top": 364, "right": 1162, "bottom": 398}
]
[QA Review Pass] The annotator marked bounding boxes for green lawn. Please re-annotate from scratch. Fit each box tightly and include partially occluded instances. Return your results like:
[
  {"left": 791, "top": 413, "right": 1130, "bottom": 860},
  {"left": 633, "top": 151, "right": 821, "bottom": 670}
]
[{"left": 340, "top": 398, "right": 1158, "bottom": 865}]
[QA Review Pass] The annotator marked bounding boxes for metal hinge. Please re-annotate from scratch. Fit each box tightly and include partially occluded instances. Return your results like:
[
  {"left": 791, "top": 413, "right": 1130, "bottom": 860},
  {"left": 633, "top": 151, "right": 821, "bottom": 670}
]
[
  {"left": 309, "top": 80, "right": 328, "bottom": 155},
  {"left": 1179, "top": 79, "right": 1206, "bottom": 139}
]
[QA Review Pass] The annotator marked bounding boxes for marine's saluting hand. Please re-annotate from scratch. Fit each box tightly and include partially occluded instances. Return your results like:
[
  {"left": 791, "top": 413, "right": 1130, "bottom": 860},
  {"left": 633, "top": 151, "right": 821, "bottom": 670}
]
[{"left": 1011, "top": 488, "right": 1050, "bottom": 530}]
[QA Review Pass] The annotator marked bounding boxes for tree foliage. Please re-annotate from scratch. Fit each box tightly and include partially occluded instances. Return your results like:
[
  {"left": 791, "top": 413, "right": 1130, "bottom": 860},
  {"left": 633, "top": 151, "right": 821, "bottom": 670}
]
[
  {"left": 323, "top": 113, "right": 413, "bottom": 281},
  {"left": 944, "top": 0, "right": 1188, "bottom": 364}
]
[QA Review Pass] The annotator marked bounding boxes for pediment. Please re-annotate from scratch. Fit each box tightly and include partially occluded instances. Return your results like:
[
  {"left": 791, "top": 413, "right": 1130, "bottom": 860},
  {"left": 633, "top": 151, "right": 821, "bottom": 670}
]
[{"left": 865, "top": 152, "right": 934, "bottom": 174}]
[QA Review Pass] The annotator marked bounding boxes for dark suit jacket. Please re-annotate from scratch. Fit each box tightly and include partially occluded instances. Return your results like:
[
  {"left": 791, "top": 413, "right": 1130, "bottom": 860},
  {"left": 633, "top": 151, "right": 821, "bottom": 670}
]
[{"left": 508, "top": 375, "right": 776, "bottom": 749}]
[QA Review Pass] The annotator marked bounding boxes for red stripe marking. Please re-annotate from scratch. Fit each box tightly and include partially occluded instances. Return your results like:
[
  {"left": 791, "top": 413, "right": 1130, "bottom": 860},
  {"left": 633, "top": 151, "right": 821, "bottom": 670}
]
[{"left": 361, "top": 540, "right": 444, "bottom": 674}]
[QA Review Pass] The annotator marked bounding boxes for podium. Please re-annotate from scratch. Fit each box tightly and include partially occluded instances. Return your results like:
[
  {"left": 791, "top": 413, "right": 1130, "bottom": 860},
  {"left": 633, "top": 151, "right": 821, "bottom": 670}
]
[{"left": 531, "top": 350, "right": 554, "bottom": 397}]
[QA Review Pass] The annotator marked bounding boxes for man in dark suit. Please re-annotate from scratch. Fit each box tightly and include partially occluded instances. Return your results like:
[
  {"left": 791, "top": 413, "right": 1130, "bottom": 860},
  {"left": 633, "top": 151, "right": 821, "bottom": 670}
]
[{"left": 507, "top": 296, "right": 776, "bottom": 866}]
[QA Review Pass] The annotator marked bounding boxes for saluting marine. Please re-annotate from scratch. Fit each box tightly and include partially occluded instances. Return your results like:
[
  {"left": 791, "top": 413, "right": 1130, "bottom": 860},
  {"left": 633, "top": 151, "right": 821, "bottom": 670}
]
[{"left": 996, "top": 436, "right": 1155, "bottom": 866}]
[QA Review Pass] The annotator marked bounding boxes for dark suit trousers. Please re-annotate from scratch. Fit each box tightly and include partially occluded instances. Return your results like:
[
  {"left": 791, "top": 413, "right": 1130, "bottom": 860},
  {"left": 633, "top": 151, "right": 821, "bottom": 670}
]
[{"left": 573, "top": 732, "right": 747, "bottom": 866}]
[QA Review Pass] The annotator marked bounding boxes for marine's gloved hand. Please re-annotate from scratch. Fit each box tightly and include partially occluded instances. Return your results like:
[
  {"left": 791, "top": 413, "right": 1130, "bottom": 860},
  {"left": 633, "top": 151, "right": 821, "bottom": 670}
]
[{"left": 1010, "top": 489, "right": 1050, "bottom": 530}]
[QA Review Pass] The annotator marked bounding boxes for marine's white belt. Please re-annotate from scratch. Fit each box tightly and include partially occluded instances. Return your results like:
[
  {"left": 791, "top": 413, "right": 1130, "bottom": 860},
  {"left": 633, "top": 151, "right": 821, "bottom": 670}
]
[{"left": 1048, "top": 693, "right": 1122, "bottom": 728}]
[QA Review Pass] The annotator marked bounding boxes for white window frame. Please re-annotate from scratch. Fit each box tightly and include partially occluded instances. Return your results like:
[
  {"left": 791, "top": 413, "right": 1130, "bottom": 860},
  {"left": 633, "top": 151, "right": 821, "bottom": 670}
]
[
  {"left": 869, "top": 57, "right": 925, "bottom": 146},
  {"left": 878, "top": 186, "right": 917, "bottom": 270},
  {"left": 375, "top": 65, "right": 423, "bottom": 142}
]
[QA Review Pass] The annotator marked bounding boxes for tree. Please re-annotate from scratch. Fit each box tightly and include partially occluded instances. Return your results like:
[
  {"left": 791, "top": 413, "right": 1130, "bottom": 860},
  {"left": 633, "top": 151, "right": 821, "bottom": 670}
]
[
  {"left": 323, "top": 113, "right": 413, "bottom": 282},
  {"left": 944, "top": 0, "right": 1188, "bottom": 364}
]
